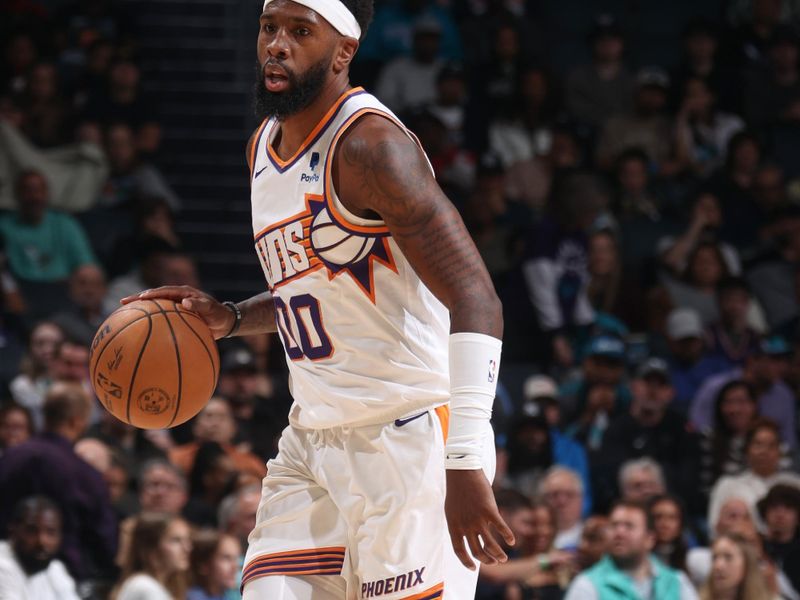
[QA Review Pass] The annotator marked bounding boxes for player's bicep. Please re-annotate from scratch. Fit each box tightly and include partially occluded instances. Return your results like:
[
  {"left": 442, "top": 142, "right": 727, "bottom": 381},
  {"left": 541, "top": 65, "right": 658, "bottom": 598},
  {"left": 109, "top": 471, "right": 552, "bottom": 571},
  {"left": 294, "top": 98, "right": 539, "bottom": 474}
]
[{"left": 337, "top": 122, "right": 496, "bottom": 318}]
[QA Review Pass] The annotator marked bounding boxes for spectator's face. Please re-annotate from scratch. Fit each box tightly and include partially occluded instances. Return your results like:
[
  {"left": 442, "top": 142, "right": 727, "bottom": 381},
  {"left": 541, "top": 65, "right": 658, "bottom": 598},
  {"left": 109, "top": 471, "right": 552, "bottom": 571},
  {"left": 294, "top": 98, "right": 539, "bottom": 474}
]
[
  {"left": 105, "top": 464, "right": 129, "bottom": 503},
  {"left": 501, "top": 507, "right": 536, "bottom": 552},
  {"left": 609, "top": 507, "right": 654, "bottom": 566},
  {"left": 719, "top": 387, "right": 757, "bottom": 435},
  {"left": 193, "top": 400, "right": 236, "bottom": 445},
  {"left": 593, "top": 35, "right": 624, "bottom": 63},
  {"left": 0, "top": 408, "right": 31, "bottom": 449},
  {"left": 718, "top": 289, "right": 750, "bottom": 326},
  {"left": 710, "top": 537, "right": 746, "bottom": 596},
  {"left": 689, "top": 246, "right": 724, "bottom": 287},
  {"left": 110, "top": 61, "right": 140, "bottom": 92},
  {"left": 228, "top": 490, "right": 261, "bottom": 545},
  {"left": 685, "top": 32, "right": 716, "bottom": 63},
  {"left": 531, "top": 506, "right": 556, "bottom": 554},
  {"left": 520, "top": 69, "right": 547, "bottom": 106},
  {"left": 618, "top": 158, "right": 648, "bottom": 195},
  {"left": 29, "top": 323, "right": 63, "bottom": 370},
  {"left": 212, "top": 536, "right": 242, "bottom": 590},
  {"left": 140, "top": 466, "right": 187, "bottom": 514},
  {"left": 161, "top": 256, "right": 199, "bottom": 288},
  {"left": 549, "top": 132, "right": 579, "bottom": 169},
  {"left": 651, "top": 499, "right": 681, "bottom": 544},
  {"left": 158, "top": 519, "right": 191, "bottom": 573},
  {"left": 10, "top": 509, "right": 62, "bottom": 575},
  {"left": 218, "top": 369, "right": 260, "bottom": 406},
  {"left": 765, "top": 503, "right": 799, "bottom": 542},
  {"left": 683, "top": 78, "right": 714, "bottom": 115},
  {"left": 693, "top": 193, "right": 722, "bottom": 228},
  {"left": 494, "top": 27, "right": 518, "bottom": 62},
  {"left": 622, "top": 468, "right": 664, "bottom": 504},
  {"left": 754, "top": 166, "right": 785, "bottom": 209},
  {"left": 731, "top": 140, "right": 760, "bottom": 173},
  {"left": 437, "top": 76, "right": 465, "bottom": 106},
  {"left": 106, "top": 125, "right": 137, "bottom": 172},
  {"left": 588, "top": 233, "right": 617, "bottom": 277},
  {"left": 716, "top": 499, "right": 753, "bottom": 535},
  {"left": 541, "top": 473, "right": 583, "bottom": 530},
  {"left": 16, "top": 172, "right": 49, "bottom": 222},
  {"left": 28, "top": 64, "right": 57, "bottom": 102},
  {"left": 669, "top": 336, "right": 704, "bottom": 364},
  {"left": 51, "top": 343, "right": 90, "bottom": 383},
  {"left": 631, "top": 375, "right": 674, "bottom": 417},
  {"left": 69, "top": 265, "right": 106, "bottom": 312},
  {"left": 205, "top": 454, "right": 237, "bottom": 497},
  {"left": 412, "top": 32, "right": 440, "bottom": 63},
  {"left": 746, "top": 428, "right": 781, "bottom": 476},
  {"left": 578, "top": 517, "right": 611, "bottom": 569}
]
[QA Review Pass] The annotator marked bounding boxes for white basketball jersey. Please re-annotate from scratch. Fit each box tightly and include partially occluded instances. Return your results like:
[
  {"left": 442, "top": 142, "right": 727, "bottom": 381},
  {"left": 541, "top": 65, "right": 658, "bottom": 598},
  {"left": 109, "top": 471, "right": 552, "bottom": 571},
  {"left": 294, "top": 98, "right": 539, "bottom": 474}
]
[{"left": 250, "top": 88, "right": 450, "bottom": 429}]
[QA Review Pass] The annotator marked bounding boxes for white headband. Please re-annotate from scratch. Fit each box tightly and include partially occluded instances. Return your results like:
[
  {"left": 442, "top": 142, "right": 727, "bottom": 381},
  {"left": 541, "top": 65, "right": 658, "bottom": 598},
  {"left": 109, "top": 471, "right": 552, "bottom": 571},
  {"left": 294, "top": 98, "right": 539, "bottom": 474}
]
[{"left": 263, "top": 0, "right": 361, "bottom": 40}]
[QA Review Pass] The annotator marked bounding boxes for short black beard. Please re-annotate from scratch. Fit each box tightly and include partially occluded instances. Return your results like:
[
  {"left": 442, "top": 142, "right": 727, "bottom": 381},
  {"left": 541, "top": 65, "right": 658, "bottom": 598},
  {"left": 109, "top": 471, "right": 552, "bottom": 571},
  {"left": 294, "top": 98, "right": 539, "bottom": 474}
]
[
  {"left": 253, "top": 57, "right": 330, "bottom": 121},
  {"left": 16, "top": 552, "right": 51, "bottom": 575}
]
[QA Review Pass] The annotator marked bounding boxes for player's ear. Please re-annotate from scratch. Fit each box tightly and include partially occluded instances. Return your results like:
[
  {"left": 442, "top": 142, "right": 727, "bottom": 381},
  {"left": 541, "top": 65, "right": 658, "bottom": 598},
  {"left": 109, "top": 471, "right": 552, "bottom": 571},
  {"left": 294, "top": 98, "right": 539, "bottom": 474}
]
[{"left": 332, "top": 37, "right": 358, "bottom": 74}]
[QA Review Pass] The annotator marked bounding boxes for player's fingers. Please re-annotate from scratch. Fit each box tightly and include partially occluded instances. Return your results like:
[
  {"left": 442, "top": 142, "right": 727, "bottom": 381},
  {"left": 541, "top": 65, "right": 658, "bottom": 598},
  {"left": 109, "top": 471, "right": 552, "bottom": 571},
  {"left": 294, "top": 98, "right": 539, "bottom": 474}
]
[
  {"left": 122, "top": 286, "right": 201, "bottom": 304},
  {"left": 467, "top": 533, "right": 497, "bottom": 566},
  {"left": 449, "top": 533, "right": 476, "bottom": 571},
  {"left": 492, "top": 513, "right": 516, "bottom": 547},
  {"left": 479, "top": 526, "right": 509, "bottom": 564}
]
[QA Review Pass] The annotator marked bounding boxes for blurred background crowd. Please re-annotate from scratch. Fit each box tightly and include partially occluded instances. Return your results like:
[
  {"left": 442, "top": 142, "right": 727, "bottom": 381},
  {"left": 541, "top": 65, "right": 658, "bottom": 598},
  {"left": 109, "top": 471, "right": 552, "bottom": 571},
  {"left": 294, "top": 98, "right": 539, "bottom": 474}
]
[{"left": 2, "top": 0, "right": 800, "bottom": 598}]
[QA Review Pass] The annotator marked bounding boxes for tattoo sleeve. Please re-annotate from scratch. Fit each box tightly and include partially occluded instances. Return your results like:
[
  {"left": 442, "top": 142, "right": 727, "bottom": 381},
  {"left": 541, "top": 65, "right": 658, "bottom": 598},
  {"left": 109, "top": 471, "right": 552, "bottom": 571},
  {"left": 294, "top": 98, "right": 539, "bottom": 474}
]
[{"left": 336, "top": 118, "right": 502, "bottom": 337}]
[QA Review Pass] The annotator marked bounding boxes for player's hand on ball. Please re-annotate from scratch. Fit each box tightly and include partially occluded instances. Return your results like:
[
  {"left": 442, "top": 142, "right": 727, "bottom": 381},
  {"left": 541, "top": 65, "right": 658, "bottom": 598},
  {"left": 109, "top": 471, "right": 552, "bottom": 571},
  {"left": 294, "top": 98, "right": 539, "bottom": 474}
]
[
  {"left": 121, "top": 286, "right": 235, "bottom": 340},
  {"left": 445, "top": 469, "right": 515, "bottom": 570}
]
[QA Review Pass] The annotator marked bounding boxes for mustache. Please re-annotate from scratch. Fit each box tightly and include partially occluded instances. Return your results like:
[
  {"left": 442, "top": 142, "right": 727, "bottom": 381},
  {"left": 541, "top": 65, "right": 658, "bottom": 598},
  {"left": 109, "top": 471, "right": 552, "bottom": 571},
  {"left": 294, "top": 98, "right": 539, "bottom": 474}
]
[{"left": 261, "top": 58, "right": 293, "bottom": 79}]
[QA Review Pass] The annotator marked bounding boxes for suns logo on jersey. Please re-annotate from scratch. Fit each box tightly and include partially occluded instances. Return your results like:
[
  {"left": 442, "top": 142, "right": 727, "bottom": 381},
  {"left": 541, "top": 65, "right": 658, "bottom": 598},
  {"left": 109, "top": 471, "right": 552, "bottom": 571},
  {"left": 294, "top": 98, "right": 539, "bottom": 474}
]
[{"left": 254, "top": 194, "right": 397, "bottom": 302}]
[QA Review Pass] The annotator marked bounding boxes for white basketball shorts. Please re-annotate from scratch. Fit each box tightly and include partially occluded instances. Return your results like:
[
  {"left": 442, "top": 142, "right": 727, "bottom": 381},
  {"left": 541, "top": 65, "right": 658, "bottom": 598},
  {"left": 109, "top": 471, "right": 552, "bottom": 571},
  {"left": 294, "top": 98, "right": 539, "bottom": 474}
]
[{"left": 242, "top": 406, "right": 496, "bottom": 600}]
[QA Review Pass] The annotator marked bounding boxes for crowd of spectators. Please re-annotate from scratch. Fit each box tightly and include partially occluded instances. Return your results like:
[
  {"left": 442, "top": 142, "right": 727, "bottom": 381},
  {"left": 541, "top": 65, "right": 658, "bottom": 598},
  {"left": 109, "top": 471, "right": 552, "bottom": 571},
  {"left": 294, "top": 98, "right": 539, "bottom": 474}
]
[{"left": 2, "top": 0, "right": 800, "bottom": 599}]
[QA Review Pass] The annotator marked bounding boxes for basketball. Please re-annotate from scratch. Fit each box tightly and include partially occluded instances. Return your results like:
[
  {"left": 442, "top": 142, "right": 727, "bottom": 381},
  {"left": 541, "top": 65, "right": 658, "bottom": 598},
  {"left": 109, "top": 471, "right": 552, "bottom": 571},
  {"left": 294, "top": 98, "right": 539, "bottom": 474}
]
[
  {"left": 310, "top": 208, "right": 375, "bottom": 266},
  {"left": 89, "top": 299, "right": 219, "bottom": 429}
]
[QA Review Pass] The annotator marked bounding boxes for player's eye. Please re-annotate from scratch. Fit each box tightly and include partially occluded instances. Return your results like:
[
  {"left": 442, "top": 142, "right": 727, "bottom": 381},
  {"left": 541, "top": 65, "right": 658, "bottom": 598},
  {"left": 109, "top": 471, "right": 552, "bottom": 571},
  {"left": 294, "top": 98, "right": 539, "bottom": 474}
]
[
  {"left": 296, "top": 27, "right": 310, "bottom": 36},
  {"left": 262, "top": 22, "right": 276, "bottom": 33}
]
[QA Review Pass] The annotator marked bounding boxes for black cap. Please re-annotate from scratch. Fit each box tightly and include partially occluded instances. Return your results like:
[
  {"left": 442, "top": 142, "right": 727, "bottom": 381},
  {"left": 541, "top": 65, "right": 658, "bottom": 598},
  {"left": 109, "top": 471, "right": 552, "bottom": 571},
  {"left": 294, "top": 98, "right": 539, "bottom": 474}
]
[
  {"left": 635, "top": 357, "right": 671, "bottom": 383},
  {"left": 221, "top": 348, "right": 257, "bottom": 373}
]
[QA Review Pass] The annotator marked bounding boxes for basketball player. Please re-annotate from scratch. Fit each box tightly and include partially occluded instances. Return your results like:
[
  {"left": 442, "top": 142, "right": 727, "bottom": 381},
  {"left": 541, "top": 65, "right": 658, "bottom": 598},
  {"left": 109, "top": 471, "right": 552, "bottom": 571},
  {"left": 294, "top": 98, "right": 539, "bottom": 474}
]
[{"left": 124, "top": 0, "right": 512, "bottom": 598}]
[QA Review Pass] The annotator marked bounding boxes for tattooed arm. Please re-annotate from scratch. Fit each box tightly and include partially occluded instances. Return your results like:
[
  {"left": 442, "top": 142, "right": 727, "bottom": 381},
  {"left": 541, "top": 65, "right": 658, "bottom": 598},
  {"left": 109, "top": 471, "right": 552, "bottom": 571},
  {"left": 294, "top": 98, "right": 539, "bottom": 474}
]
[
  {"left": 334, "top": 115, "right": 513, "bottom": 569},
  {"left": 333, "top": 116, "right": 502, "bottom": 337}
]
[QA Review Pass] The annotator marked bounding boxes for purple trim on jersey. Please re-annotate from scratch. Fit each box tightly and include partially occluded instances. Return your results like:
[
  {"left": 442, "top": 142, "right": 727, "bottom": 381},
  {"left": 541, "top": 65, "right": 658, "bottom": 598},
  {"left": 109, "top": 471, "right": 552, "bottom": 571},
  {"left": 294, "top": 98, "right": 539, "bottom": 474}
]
[{"left": 265, "top": 90, "right": 368, "bottom": 173}]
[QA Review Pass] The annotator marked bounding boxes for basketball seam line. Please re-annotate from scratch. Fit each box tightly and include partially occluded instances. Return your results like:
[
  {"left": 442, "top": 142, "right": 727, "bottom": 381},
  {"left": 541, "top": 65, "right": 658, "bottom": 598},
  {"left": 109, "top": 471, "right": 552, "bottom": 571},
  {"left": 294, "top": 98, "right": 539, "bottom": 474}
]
[
  {"left": 90, "top": 307, "right": 149, "bottom": 386},
  {"left": 148, "top": 300, "right": 183, "bottom": 428},
  {"left": 126, "top": 312, "right": 153, "bottom": 425},
  {"left": 174, "top": 309, "right": 218, "bottom": 386}
]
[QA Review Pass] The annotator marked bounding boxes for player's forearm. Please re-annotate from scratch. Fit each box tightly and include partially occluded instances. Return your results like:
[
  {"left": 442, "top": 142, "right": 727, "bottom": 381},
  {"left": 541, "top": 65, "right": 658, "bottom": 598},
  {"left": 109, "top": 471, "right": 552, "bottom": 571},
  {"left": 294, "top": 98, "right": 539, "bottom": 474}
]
[
  {"left": 233, "top": 292, "right": 278, "bottom": 335},
  {"left": 449, "top": 289, "right": 503, "bottom": 339}
]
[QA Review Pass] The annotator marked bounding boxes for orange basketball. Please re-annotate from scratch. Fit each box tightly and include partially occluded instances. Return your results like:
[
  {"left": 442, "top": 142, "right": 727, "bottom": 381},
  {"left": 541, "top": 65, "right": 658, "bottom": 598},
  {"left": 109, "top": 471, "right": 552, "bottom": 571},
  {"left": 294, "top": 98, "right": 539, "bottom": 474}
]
[{"left": 89, "top": 299, "right": 220, "bottom": 429}]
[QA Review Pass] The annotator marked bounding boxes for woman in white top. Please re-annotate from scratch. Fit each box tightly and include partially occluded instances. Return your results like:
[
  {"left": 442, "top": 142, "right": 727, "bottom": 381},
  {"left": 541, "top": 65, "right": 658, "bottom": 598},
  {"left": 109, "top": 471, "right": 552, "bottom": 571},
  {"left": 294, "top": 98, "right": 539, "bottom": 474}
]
[{"left": 114, "top": 512, "right": 192, "bottom": 600}]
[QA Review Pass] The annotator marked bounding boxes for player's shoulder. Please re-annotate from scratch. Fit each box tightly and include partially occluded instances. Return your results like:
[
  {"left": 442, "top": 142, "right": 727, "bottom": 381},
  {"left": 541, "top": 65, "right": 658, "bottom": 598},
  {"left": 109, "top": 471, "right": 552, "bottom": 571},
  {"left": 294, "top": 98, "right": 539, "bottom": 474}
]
[{"left": 338, "top": 111, "right": 409, "bottom": 151}]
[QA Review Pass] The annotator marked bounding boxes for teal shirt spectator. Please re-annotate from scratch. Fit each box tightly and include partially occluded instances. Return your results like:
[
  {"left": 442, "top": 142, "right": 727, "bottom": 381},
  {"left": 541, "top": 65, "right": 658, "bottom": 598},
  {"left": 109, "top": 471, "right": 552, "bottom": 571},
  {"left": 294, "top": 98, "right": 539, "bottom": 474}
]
[
  {"left": 0, "top": 210, "right": 97, "bottom": 281},
  {"left": 584, "top": 555, "right": 683, "bottom": 600}
]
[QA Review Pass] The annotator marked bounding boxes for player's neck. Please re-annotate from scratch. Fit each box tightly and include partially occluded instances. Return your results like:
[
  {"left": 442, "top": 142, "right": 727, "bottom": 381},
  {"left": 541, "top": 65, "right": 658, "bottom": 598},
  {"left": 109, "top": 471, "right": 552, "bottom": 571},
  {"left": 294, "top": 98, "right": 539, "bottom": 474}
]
[{"left": 274, "top": 78, "right": 352, "bottom": 159}]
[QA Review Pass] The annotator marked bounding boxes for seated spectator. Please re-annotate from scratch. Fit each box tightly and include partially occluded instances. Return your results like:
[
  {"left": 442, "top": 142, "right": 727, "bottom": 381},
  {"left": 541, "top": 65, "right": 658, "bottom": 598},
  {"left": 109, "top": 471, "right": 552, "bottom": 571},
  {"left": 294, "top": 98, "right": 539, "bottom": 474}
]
[
  {"left": 576, "top": 516, "right": 611, "bottom": 571},
  {"left": 375, "top": 17, "right": 443, "bottom": 114},
  {"left": 595, "top": 67, "right": 680, "bottom": 176},
  {"left": 187, "top": 529, "right": 241, "bottom": 600},
  {"left": 0, "top": 496, "right": 79, "bottom": 599},
  {"left": 216, "top": 346, "right": 292, "bottom": 461},
  {"left": 674, "top": 76, "right": 744, "bottom": 178},
  {"left": 217, "top": 484, "right": 261, "bottom": 551},
  {"left": 564, "top": 501, "right": 698, "bottom": 600},
  {"left": 706, "top": 278, "right": 762, "bottom": 368},
  {"left": 708, "top": 418, "right": 800, "bottom": 532},
  {"left": 649, "top": 495, "right": 690, "bottom": 572},
  {"left": 539, "top": 466, "right": 585, "bottom": 551},
  {"left": 81, "top": 59, "right": 162, "bottom": 155},
  {"left": 9, "top": 321, "right": 64, "bottom": 431},
  {"left": 0, "top": 382, "right": 117, "bottom": 580},
  {"left": 758, "top": 484, "right": 800, "bottom": 595},
  {"left": 183, "top": 442, "right": 237, "bottom": 528},
  {"left": 698, "top": 380, "right": 766, "bottom": 502},
  {"left": 105, "top": 452, "right": 137, "bottom": 519},
  {"left": 103, "top": 237, "right": 180, "bottom": 312},
  {"left": 95, "top": 122, "right": 178, "bottom": 210},
  {"left": 619, "top": 458, "right": 667, "bottom": 506},
  {"left": 0, "top": 170, "right": 97, "bottom": 317},
  {"left": 138, "top": 459, "right": 188, "bottom": 516},
  {"left": 565, "top": 15, "right": 634, "bottom": 129},
  {"left": 425, "top": 63, "right": 467, "bottom": 148},
  {"left": 663, "top": 308, "right": 729, "bottom": 412},
  {"left": 18, "top": 61, "right": 74, "bottom": 148},
  {"left": 594, "top": 358, "right": 700, "bottom": 511},
  {"left": 168, "top": 398, "right": 266, "bottom": 481},
  {"left": 0, "top": 402, "right": 32, "bottom": 457},
  {"left": 51, "top": 264, "right": 110, "bottom": 346},
  {"left": 114, "top": 512, "right": 191, "bottom": 600},
  {"left": 658, "top": 191, "right": 740, "bottom": 281},
  {"left": 698, "top": 534, "right": 778, "bottom": 600},
  {"left": 690, "top": 337, "right": 797, "bottom": 449}
]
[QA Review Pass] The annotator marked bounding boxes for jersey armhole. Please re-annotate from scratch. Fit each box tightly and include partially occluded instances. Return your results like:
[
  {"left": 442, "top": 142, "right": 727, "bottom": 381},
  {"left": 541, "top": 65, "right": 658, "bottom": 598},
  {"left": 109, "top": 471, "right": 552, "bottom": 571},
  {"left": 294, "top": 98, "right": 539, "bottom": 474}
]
[
  {"left": 247, "top": 119, "right": 270, "bottom": 181},
  {"left": 325, "top": 109, "right": 433, "bottom": 229}
]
